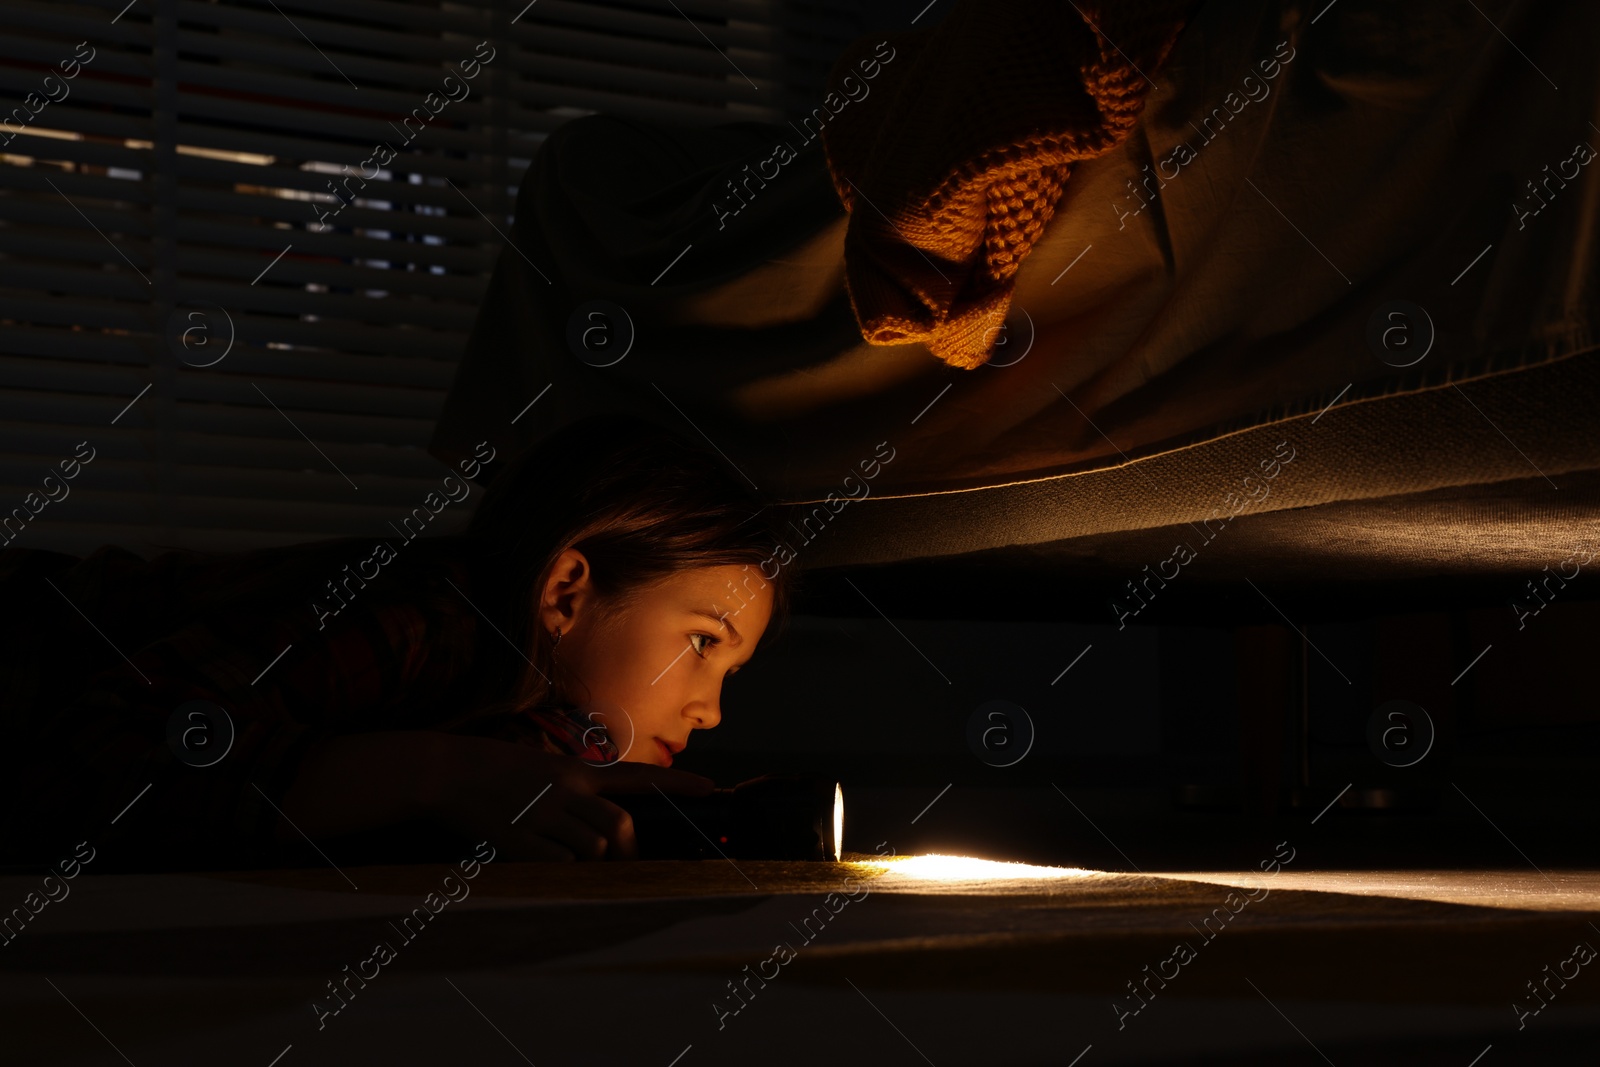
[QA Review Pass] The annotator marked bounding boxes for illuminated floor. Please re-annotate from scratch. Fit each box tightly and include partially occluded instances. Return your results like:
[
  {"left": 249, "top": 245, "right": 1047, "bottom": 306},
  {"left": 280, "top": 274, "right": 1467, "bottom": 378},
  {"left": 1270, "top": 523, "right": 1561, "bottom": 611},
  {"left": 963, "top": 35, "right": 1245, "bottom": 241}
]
[
  {"left": 1156, "top": 868, "right": 1600, "bottom": 913},
  {"left": 5, "top": 861, "right": 1599, "bottom": 1065}
]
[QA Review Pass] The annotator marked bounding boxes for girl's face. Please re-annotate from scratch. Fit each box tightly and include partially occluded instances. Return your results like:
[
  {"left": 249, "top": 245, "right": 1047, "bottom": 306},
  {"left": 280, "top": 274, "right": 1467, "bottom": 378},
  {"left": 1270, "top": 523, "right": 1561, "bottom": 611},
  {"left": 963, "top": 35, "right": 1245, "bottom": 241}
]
[{"left": 539, "top": 554, "right": 774, "bottom": 767}]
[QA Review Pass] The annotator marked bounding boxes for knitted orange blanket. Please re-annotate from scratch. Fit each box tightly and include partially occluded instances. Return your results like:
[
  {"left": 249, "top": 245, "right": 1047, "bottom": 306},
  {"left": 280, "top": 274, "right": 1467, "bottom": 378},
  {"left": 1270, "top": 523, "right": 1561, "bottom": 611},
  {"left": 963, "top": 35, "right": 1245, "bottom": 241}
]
[{"left": 820, "top": 0, "right": 1198, "bottom": 369}]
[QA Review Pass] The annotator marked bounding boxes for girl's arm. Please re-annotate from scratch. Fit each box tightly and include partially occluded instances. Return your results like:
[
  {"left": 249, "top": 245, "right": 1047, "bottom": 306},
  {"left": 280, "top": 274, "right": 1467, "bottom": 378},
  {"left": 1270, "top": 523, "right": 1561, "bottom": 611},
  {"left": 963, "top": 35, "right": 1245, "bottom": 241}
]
[{"left": 278, "top": 729, "right": 713, "bottom": 860}]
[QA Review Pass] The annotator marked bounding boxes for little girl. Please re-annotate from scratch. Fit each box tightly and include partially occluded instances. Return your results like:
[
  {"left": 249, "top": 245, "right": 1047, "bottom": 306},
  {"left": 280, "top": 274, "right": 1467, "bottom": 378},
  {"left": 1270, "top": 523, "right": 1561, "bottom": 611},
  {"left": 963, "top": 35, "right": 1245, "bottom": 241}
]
[{"left": 0, "top": 415, "right": 798, "bottom": 870}]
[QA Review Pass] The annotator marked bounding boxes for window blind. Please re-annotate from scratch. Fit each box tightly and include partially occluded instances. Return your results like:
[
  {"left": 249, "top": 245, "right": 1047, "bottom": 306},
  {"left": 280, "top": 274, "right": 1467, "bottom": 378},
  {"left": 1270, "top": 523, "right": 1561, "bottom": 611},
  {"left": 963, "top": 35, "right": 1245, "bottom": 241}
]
[{"left": 0, "top": 0, "right": 877, "bottom": 556}]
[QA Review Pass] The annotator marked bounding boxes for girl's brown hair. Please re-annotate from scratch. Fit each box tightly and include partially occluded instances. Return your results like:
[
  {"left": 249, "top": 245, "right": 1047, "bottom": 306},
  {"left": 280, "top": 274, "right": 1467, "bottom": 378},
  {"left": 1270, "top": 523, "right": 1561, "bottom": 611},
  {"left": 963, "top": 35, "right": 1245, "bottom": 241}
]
[{"left": 464, "top": 413, "right": 799, "bottom": 715}]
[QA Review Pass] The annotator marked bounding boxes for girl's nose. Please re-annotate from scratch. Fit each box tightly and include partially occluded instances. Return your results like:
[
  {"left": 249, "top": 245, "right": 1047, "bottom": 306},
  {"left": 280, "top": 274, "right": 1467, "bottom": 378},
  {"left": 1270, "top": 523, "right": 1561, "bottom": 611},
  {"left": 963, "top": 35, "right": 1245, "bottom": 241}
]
[{"left": 686, "top": 698, "right": 721, "bottom": 730}]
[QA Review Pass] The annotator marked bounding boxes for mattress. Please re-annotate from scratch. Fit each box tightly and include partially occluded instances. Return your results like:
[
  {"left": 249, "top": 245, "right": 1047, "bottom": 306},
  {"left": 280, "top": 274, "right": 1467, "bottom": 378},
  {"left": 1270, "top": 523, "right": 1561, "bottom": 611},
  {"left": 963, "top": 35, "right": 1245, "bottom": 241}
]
[{"left": 429, "top": 0, "right": 1600, "bottom": 613}]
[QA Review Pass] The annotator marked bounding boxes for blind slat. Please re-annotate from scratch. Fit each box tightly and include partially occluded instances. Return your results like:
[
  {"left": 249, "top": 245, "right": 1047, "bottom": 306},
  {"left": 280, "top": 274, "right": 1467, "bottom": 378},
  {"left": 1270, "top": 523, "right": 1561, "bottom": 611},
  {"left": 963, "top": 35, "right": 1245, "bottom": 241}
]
[
  {"left": 0, "top": 389, "right": 438, "bottom": 446},
  {"left": 0, "top": 235, "right": 487, "bottom": 301},
  {"left": 0, "top": 264, "right": 484, "bottom": 329},
  {"left": 0, "top": 357, "right": 446, "bottom": 419},
  {"left": 0, "top": 488, "right": 470, "bottom": 534},
  {"left": 0, "top": 304, "right": 467, "bottom": 363},
  {"left": 0, "top": 456, "right": 465, "bottom": 506},
  {"left": 0, "top": 296, "right": 146, "bottom": 331},
  {"left": 0, "top": 323, "right": 463, "bottom": 374},
  {"left": 0, "top": 426, "right": 457, "bottom": 479},
  {"left": 0, "top": 523, "right": 340, "bottom": 555},
  {"left": 0, "top": 329, "right": 147, "bottom": 363}
]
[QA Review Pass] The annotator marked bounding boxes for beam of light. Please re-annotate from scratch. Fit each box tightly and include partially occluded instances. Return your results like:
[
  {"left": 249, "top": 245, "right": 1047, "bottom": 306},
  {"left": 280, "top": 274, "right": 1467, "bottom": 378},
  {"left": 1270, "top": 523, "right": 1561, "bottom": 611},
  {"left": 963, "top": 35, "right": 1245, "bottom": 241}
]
[{"left": 863, "top": 854, "right": 1096, "bottom": 881}]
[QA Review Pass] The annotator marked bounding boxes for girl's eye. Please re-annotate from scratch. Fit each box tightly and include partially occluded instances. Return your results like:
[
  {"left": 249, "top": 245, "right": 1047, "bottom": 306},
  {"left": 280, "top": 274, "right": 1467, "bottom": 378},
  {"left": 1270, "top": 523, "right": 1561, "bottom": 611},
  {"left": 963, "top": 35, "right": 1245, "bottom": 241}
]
[{"left": 689, "top": 633, "right": 718, "bottom": 657}]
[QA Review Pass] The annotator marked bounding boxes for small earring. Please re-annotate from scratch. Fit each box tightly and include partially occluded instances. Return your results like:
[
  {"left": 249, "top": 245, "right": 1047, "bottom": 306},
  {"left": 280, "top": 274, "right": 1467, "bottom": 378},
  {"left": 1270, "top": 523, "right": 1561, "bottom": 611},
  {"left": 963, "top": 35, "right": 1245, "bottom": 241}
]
[{"left": 550, "top": 626, "right": 562, "bottom": 648}]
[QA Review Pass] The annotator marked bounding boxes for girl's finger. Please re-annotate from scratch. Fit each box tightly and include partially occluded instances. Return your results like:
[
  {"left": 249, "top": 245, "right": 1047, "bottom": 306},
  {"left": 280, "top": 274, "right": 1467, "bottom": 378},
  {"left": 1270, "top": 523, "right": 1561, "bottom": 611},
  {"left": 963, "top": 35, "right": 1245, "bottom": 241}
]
[
  {"left": 568, "top": 793, "right": 637, "bottom": 860},
  {"left": 540, "top": 811, "right": 611, "bottom": 860}
]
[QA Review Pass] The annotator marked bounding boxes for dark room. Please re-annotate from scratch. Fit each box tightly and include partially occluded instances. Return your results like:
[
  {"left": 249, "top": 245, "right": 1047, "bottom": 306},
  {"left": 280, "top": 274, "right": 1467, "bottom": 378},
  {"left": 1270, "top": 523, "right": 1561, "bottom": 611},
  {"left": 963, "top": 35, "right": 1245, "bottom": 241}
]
[{"left": 1, "top": 0, "right": 1598, "bottom": 1063}]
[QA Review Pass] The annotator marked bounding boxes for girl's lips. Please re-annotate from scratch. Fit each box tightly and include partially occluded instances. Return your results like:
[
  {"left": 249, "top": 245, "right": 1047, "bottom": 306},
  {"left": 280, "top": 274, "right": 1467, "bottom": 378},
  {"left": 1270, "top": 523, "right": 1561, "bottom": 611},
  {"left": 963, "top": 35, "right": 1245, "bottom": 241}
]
[{"left": 655, "top": 738, "right": 673, "bottom": 766}]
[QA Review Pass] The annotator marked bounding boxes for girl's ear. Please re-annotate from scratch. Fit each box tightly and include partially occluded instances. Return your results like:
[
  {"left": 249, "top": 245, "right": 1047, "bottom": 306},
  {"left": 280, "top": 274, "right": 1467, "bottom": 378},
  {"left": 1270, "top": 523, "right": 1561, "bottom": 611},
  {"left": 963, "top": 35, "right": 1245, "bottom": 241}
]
[{"left": 536, "top": 547, "right": 593, "bottom": 636}]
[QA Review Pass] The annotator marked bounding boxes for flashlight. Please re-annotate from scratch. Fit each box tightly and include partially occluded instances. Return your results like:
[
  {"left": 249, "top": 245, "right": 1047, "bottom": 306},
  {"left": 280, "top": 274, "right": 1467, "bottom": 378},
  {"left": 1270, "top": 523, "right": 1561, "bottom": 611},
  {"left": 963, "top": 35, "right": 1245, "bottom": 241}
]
[{"left": 610, "top": 775, "right": 844, "bottom": 861}]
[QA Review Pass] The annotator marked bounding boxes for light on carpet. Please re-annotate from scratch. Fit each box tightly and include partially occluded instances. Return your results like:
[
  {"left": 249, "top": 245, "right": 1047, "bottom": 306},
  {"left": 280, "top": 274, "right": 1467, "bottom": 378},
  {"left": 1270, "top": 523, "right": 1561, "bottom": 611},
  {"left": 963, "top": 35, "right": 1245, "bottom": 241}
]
[{"left": 866, "top": 854, "right": 1095, "bottom": 881}]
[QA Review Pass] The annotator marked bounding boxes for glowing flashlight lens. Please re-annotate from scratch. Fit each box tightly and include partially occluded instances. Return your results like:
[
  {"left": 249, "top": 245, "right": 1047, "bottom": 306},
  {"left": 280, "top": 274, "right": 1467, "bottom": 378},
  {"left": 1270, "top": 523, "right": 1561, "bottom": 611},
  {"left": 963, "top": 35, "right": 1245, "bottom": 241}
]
[{"left": 831, "top": 783, "right": 845, "bottom": 861}]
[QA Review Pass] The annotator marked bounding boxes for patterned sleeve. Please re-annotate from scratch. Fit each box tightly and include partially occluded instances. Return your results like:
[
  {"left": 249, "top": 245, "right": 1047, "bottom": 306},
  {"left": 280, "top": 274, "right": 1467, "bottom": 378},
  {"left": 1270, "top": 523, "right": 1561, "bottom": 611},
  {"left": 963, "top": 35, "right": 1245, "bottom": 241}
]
[{"left": 474, "top": 704, "right": 620, "bottom": 765}]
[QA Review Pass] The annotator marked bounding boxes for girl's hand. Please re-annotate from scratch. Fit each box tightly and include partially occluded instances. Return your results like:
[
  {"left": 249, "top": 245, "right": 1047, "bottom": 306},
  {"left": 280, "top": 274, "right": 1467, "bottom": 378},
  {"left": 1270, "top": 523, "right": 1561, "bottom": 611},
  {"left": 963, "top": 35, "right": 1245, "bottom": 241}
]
[
  {"left": 425, "top": 733, "right": 714, "bottom": 860},
  {"left": 278, "top": 730, "right": 713, "bottom": 861}
]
